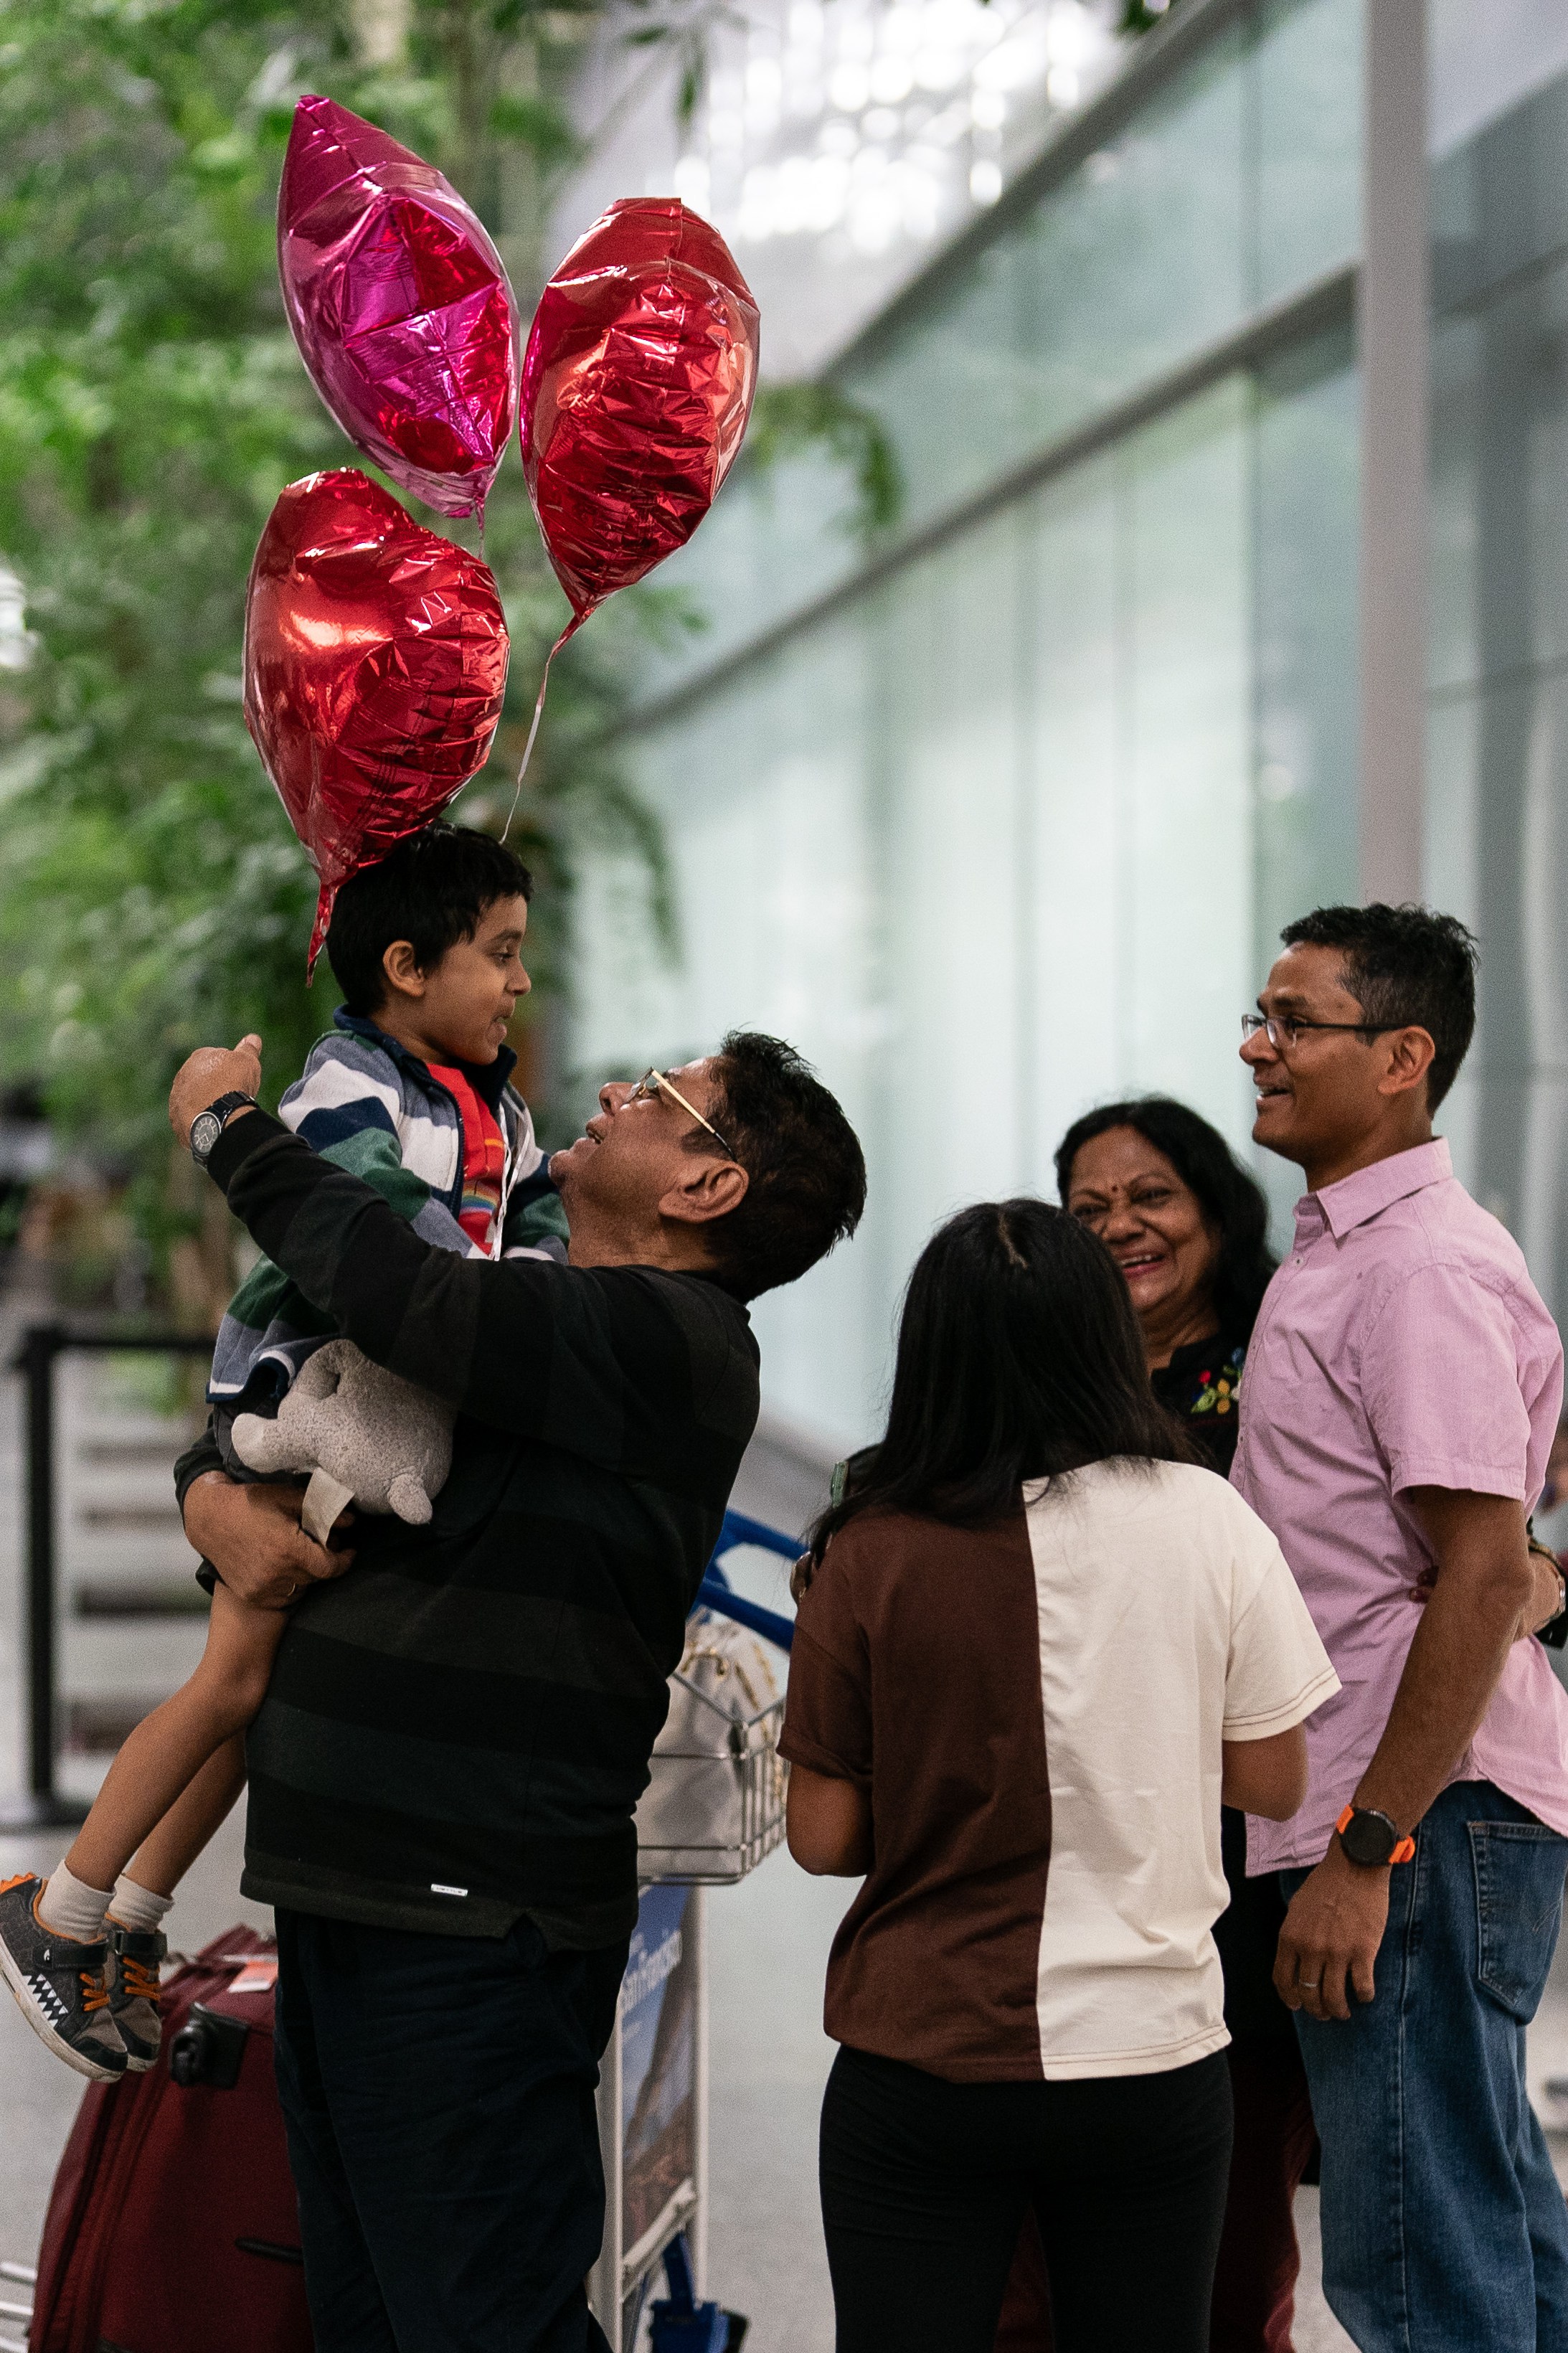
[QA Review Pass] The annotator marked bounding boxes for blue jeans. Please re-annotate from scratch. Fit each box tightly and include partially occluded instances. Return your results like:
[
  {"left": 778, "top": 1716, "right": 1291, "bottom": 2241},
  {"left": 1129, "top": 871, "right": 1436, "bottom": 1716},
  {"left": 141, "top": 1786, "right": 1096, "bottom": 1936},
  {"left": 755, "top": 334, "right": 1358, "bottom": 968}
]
[
  {"left": 1282, "top": 1781, "right": 1568, "bottom": 2352},
  {"left": 273, "top": 1909, "right": 629, "bottom": 2352}
]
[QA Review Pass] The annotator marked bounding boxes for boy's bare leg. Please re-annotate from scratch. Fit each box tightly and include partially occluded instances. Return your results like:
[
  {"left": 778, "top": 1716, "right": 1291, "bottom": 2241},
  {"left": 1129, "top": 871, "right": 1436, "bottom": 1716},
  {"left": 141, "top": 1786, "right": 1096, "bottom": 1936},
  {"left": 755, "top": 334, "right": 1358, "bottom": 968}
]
[
  {"left": 97, "top": 1733, "right": 254, "bottom": 2070},
  {"left": 58, "top": 1584, "right": 288, "bottom": 1900},
  {"left": 122, "top": 1732, "right": 249, "bottom": 1899},
  {"left": 1, "top": 1590, "right": 285, "bottom": 2078}
]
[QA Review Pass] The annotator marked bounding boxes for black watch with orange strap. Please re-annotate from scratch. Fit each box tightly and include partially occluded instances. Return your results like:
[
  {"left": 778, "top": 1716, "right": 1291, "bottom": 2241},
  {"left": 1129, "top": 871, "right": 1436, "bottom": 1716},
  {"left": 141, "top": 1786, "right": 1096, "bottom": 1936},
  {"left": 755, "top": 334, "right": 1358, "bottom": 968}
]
[{"left": 1336, "top": 1803, "right": 1415, "bottom": 1868}]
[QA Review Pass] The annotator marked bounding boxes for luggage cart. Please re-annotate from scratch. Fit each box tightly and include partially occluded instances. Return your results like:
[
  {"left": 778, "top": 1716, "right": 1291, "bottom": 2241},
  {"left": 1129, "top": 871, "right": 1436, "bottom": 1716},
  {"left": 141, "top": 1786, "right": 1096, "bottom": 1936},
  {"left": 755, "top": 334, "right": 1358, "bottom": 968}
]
[{"left": 590, "top": 1512, "right": 800, "bottom": 2353}]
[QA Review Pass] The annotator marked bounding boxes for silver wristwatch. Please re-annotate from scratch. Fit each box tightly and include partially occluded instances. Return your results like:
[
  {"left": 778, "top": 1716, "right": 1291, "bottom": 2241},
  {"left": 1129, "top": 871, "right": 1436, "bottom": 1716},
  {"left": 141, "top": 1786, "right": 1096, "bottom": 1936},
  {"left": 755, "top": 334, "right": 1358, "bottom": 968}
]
[{"left": 189, "top": 1091, "right": 256, "bottom": 1170}]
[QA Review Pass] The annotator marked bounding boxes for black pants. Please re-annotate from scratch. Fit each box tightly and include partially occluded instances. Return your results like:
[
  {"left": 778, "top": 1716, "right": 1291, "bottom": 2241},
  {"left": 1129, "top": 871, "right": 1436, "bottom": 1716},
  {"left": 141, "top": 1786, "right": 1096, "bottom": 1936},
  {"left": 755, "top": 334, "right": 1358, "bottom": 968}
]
[
  {"left": 273, "top": 1908, "right": 629, "bottom": 2352},
  {"left": 819, "top": 2044, "right": 1233, "bottom": 2353}
]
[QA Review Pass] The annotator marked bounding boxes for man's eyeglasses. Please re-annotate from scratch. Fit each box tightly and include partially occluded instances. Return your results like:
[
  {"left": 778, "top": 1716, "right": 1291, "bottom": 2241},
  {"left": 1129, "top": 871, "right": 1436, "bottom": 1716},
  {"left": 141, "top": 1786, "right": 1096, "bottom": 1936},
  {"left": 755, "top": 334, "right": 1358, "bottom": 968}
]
[
  {"left": 1241, "top": 1013, "right": 1402, "bottom": 1052},
  {"left": 627, "top": 1067, "right": 738, "bottom": 1161}
]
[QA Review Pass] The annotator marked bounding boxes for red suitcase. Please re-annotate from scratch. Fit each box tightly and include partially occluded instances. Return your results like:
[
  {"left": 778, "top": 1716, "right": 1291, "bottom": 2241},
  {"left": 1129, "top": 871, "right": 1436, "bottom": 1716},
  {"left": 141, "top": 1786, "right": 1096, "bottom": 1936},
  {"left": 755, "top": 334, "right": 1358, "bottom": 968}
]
[{"left": 31, "top": 1924, "right": 312, "bottom": 2353}]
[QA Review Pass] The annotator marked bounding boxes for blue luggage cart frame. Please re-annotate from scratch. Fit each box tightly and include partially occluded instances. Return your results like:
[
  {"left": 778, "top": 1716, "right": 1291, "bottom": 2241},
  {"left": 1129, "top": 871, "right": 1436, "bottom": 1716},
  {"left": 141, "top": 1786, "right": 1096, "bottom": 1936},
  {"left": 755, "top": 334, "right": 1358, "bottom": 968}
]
[{"left": 589, "top": 1512, "right": 798, "bottom": 2352}]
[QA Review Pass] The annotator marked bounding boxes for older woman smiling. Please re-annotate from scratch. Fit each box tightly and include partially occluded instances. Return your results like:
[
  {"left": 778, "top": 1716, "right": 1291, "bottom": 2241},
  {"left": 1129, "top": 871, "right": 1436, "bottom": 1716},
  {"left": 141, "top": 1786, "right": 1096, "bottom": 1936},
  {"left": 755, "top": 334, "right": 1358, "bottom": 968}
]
[{"left": 1057, "top": 1100, "right": 1274, "bottom": 1453}]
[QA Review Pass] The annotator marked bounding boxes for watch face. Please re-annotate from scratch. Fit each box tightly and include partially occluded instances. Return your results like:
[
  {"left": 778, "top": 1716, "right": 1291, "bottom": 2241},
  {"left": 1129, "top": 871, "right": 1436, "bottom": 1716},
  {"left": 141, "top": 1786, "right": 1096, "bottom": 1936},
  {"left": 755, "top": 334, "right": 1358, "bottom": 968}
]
[
  {"left": 190, "top": 1111, "right": 222, "bottom": 1166},
  {"left": 1341, "top": 1809, "right": 1397, "bottom": 1867}
]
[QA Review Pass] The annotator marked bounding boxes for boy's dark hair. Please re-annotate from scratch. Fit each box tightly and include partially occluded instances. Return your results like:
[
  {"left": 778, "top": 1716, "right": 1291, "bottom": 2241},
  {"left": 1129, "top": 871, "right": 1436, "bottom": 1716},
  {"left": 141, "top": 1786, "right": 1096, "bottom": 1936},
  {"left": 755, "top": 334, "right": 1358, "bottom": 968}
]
[
  {"left": 697, "top": 1032, "right": 866, "bottom": 1302},
  {"left": 801, "top": 1199, "right": 1196, "bottom": 1583},
  {"left": 325, "top": 824, "right": 533, "bottom": 1016},
  {"left": 1280, "top": 902, "right": 1478, "bottom": 1112},
  {"left": 1054, "top": 1095, "right": 1277, "bottom": 1340}
]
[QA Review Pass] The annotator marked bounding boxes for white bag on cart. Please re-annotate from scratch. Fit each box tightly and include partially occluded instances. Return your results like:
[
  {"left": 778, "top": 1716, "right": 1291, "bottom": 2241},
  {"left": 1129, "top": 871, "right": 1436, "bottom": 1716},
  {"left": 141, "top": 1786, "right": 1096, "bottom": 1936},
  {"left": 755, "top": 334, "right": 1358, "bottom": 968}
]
[
  {"left": 593, "top": 1603, "right": 788, "bottom": 2349},
  {"left": 633, "top": 1610, "right": 788, "bottom": 1885}
]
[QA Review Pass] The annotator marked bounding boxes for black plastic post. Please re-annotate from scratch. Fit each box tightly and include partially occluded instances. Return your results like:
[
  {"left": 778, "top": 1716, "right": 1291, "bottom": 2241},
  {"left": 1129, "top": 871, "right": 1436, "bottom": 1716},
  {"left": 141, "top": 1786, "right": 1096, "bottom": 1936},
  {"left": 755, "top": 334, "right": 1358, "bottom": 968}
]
[
  {"left": 1, "top": 1324, "right": 214, "bottom": 1834},
  {"left": 1, "top": 1323, "right": 82, "bottom": 1830}
]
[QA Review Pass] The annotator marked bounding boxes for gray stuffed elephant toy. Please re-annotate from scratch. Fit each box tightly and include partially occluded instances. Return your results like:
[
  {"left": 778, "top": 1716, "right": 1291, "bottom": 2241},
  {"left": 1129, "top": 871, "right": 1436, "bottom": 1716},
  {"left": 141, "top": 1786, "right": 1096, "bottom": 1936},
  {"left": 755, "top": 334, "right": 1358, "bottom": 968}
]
[{"left": 230, "top": 1338, "right": 455, "bottom": 1545}]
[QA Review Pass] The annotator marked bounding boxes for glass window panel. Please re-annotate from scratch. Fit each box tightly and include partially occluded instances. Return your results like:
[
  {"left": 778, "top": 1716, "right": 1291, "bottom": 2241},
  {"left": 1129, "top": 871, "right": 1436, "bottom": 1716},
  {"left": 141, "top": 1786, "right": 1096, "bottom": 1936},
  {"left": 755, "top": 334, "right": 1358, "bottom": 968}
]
[
  {"left": 1430, "top": 62, "right": 1568, "bottom": 310},
  {"left": 1249, "top": 331, "right": 1360, "bottom": 1240},
  {"left": 845, "top": 240, "right": 1025, "bottom": 538},
  {"left": 1430, "top": 0, "right": 1568, "bottom": 158},
  {"left": 1024, "top": 454, "right": 1122, "bottom": 1188},
  {"left": 630, "top": 448, "right": 863, "bottom": 704},
  {"left": 1427, "top": 78, "right": 1568, "bottom": 1323},
  {"left": 1431, "top": 254, "right": 1568, "bottom": 694},
  {"left": 1429, "top": 306, "right": 1482, "bottom": 697},
  {"left": 1253, "top": 0, "right": 1362, "bottom": 307},
  {"left": 1009, "top": 34, "right": 1247, "bottom": 461},
  {"left": 574, "top": 629, "right": 884, "bottom": 1442},
  {"left": 630, "top": 13, "right": 1371, "bottom": 715},
  {"left": 1424, "top": 690, "right": 1483, "bottom": 1197},
  {"left": 568, "top": 841, "right": 681, "bottom": 1086},
  {"left": 651, "top": 633, "right": 881, "bottom": 1445},
  {"left": 1427, "top": 665, "right": 1568, "bottom": 1319},
  {"left": 870, "top": 511, "right": 1028, "bottom": 1306},
  {"left": 1253, "top": 328, "right": 1360, "bottom": 952},
  {"left": 1120, "top": 379, "right": 1255, "bottom": 1151}
]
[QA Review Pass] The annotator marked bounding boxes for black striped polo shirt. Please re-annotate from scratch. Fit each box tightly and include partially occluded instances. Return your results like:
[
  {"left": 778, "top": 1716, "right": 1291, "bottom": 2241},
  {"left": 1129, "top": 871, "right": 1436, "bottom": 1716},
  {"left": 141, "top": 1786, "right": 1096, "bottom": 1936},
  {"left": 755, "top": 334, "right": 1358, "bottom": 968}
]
[{"left": 176, "top": 1111, "right": 760, "bottom": 1948}]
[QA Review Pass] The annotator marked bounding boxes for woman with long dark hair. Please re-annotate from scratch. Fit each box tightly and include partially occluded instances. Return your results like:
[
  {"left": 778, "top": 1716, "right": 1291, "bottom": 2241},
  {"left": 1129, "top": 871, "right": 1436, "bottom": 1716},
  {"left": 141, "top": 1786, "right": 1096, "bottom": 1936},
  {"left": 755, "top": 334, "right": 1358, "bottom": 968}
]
[
  {"left": 781, "top": 1200, "right": 1336, "bottom": 2353},
  {"left": 1057, "top": 1100, "right": 1312, "bottom": 2353}
]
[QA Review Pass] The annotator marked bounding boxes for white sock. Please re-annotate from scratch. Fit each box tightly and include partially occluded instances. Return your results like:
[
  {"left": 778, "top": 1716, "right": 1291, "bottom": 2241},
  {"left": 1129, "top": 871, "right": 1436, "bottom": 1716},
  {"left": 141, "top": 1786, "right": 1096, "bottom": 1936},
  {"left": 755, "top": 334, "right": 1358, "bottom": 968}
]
[
  {"left": 37, "top": 1862, "right": 113, "bottom": 1943},
  {"left": 106, "top": 1876, "right": 174, "bottom": 1937}
]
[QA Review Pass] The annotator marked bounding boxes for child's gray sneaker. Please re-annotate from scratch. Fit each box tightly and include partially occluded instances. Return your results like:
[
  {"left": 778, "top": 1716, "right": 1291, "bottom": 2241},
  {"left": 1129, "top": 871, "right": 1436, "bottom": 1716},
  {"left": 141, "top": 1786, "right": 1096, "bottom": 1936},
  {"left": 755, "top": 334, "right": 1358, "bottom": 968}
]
[
  {"left": 0, "top": 1872, "right": 127, "bottom": 2081},
  {"left": 105, "top": 1921, "right": 166, "bottom": 2071}
]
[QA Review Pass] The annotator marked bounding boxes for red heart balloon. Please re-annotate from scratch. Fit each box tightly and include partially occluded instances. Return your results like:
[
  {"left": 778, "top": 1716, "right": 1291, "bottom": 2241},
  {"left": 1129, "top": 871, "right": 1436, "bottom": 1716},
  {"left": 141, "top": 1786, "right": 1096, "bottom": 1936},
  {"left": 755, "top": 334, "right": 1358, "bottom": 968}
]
[
  {"left": 521, "top": 199, "right": 760, "bottom": 628},
  {"left": 243, "top": 469, "right": 510, "bottom": 969},
  {"left": 279, "top": 96, "right": 519, "bottom": 522}
]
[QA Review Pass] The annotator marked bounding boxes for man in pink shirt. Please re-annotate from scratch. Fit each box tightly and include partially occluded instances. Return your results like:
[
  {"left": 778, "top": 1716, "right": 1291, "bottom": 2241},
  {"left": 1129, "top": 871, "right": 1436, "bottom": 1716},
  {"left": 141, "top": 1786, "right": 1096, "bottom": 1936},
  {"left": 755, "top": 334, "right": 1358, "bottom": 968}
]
[{"left": 1232, "top": 902, "right": 1568, "bottom": 2352}]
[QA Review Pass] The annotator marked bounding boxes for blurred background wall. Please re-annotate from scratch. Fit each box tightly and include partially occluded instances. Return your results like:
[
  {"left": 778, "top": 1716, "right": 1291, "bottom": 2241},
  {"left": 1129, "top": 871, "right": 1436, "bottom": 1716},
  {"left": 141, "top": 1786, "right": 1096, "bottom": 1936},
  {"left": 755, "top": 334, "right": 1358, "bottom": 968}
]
[{"left": 562, "top": 0, "right": 1568, "bottom": 1463}]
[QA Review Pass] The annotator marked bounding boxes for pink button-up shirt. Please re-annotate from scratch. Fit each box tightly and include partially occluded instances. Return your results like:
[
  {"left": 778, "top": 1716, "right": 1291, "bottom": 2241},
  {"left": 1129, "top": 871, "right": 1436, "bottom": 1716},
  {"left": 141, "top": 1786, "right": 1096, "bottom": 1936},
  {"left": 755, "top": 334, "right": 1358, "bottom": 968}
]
[{"left": 1232, "top": 1137, "right": 1568, "bottom": 1872}]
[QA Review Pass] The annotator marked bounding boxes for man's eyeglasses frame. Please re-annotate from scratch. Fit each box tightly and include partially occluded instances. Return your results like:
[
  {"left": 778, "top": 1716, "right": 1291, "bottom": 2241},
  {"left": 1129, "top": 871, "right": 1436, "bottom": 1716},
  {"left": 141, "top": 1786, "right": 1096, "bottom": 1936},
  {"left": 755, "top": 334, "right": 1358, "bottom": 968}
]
[
  {"left": 628, "top": 1067, "right": 738, "bottom": 1161},
  {"left": 1241, "top": 1013, "right": 1405, "bottom": 1054}
]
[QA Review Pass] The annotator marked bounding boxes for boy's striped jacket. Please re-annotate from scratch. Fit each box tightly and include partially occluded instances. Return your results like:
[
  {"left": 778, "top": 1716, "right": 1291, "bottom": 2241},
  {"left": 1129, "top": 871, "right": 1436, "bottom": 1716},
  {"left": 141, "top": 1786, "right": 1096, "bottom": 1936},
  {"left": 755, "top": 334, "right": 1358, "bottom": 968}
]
[{"left": 209, "top": 1009, "right": 567, "bottom": 1418}]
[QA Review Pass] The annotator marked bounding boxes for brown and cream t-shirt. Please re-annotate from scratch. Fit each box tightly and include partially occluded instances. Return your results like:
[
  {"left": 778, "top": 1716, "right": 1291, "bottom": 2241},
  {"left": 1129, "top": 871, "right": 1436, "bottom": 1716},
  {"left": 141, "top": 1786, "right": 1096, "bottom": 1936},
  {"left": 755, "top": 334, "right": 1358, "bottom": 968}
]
[{"left": 779, "top": 1460, "right": 1336, "bottom": 2083}]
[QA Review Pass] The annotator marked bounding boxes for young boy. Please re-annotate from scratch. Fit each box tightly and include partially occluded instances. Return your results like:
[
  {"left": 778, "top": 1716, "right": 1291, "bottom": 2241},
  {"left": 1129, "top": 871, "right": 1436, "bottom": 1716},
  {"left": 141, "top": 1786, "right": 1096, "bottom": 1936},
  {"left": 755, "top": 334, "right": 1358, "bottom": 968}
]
[{"left": 0, "top": 824, "right": 565, "bottom": 2080}]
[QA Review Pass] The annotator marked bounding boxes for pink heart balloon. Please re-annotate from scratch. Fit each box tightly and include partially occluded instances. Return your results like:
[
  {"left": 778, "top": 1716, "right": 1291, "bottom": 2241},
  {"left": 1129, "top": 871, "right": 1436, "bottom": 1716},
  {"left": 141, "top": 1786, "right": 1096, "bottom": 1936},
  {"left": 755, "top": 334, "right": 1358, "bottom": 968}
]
[{"left": 278, "top": 96, "right": 519, "bottom": 522}]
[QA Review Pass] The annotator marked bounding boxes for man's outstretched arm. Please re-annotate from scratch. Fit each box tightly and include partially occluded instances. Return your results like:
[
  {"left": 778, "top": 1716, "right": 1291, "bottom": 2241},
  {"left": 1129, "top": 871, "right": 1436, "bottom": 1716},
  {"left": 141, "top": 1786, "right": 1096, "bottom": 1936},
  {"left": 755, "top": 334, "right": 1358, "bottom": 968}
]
[{"left": 169, "top": 1042, "right": 632, "bottom": 1451}]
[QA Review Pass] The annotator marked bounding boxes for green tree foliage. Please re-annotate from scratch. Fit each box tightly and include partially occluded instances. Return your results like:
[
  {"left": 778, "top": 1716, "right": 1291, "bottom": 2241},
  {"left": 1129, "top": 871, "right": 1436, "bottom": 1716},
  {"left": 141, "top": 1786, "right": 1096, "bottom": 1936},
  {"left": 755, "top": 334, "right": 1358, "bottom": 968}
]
[
  {"left": 0, "top": 4, "right": 337, "bottom": 1169},
  {"left": 0, "top": 0, "right": 673, "bottom": 1239},
  {"left": 0, "top": 0, "right": 892, "bottom": 1305}
]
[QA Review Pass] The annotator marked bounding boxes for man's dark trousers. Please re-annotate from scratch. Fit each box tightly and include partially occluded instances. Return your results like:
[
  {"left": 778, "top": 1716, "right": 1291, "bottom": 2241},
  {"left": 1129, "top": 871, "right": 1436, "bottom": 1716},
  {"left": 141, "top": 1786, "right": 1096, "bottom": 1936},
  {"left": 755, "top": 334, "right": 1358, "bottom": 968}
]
[{"left": 273, "top": 1908, "right": 630, "bottom": 2351}]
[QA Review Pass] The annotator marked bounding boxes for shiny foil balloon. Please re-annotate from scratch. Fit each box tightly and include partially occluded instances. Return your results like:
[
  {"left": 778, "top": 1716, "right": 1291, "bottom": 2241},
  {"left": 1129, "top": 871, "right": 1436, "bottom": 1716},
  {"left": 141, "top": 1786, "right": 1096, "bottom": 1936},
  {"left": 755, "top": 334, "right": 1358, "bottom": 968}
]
[
  {"left": 521, "top": 198, "right": 760, "bottom": 628},
  {"left": 279, "top": 96, "right": 519, "bottom": 521},
  {"left": 244, "top": 469, "right": 509, "bottom": 969}
]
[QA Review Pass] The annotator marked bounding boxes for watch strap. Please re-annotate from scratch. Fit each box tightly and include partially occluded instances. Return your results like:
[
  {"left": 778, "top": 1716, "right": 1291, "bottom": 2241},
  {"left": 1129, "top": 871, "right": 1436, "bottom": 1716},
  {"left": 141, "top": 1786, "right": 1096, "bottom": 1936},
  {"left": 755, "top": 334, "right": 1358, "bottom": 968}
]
[{"left": 202, "top": 1090, "right": 256, "bottom": 1127}]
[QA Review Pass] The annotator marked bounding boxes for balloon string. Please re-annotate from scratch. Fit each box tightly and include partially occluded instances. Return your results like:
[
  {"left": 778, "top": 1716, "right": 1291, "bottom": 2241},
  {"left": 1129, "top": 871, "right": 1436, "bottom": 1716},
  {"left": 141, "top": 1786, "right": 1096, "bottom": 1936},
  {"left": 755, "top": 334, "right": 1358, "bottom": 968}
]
[{"left": 501, "top": 616, "right": 582, "bottom": 844}]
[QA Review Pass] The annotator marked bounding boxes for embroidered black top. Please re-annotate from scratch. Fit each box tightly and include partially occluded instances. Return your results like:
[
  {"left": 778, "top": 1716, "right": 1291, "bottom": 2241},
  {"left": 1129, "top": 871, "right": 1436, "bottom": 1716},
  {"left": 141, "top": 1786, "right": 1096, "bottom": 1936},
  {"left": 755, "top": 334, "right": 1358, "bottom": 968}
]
[{"left": 1151, "top": 1331, "right": 1247, "bottom": 1477}]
